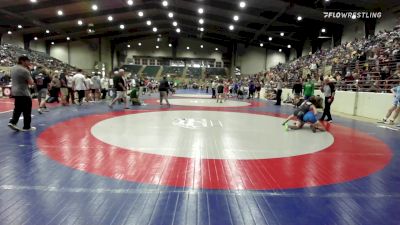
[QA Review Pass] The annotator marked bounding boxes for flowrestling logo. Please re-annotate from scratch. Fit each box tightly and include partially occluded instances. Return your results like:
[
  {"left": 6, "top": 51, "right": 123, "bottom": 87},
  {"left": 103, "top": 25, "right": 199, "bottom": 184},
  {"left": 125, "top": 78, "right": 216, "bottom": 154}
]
[{"left": 323, "top": 11, "right": 382, "bottom": 19}]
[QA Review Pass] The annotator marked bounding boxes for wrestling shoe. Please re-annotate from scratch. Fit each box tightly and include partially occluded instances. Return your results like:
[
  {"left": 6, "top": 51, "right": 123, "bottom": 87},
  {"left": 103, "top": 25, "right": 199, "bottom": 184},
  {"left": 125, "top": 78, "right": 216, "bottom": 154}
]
[{"left": 284, "top": 123, "right": 290, "bottom": 131}]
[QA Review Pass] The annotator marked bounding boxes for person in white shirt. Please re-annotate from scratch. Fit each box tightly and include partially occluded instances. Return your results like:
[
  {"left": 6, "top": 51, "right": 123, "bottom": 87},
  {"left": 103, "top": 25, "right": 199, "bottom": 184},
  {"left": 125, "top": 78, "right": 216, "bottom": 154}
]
[
  {"left": 66, "top": 73, "right": 75, "bottom": 104},
  {"left": 100, "top": 76, "right": 109, "bottom": 100},
  {"left": 72, "top": 69, "right": 87, "bottom": 105}
]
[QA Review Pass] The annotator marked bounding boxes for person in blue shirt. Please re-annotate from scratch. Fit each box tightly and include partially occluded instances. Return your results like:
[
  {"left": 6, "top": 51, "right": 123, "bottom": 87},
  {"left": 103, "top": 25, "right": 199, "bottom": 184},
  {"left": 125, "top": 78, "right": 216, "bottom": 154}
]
[
  {"left": 381, "top": 85, "right": 400, "bottom": 126},
  {"left": 282, "top": 96, "right": 326, "bottom": 133}
]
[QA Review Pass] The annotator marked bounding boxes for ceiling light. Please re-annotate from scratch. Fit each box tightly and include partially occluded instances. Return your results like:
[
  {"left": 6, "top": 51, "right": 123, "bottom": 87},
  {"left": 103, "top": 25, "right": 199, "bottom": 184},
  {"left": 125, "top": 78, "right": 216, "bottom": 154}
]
[
  {"left": 233, "top": 15, "right": 239, "bottom": 21},
  {"left": 239, "top": 1, "right": 246, "bottom": 8},
  {"left": 92, "top": 4, "right": 98, "bottom": 11},
  {"left": 172, "top": 21, "right": 178, "bottom": 26},
  {"left": 153, "top": 27, "right": 158, "bottom": 32},
  {"left": 127, "top": 0, "right": 133, "bottom": 6},
  {"left": 138, "top": 11, "right": 144, "bottom": 17},
  {"left": 168, "top": 43, "right": 172, "bottom": 47},
  {"left": 198, "top": 8, "right": 204, "bottom": 14},
  {"left": 229, "top": 25, "right": 234, "bottom": 30},
  {"left": 200, "top": 45, "right": 204, "bottom": 48},
  {"left": 186, "top": 46, "right": 190, "bottom": 50},
  {"left": 260, "top": 43, "right": 264, "bottom": 47},
  {"left": 287, "top": 44, "right": 291, "bottom": 48},
  {"left": 325, "top": 0, "right": 330, "bottom": 2},
  {"left": 17, "top": 25, "right": 22, "bottom": 29},
  {"left": 127, "top": 44, "right": 131, "bottom": 48},
  {"left": 51, "top": 42, "right": 55, "bottom": 45},
  {"left": 268, "top": 37, "right": 272, "bottom": 41},
  {"left": 199, "top": 27, "right": 204, "bottom": 32},
  {"left": 46, "top": 30, "right": 50, "bottom": 34},
  {"left": 199, "top": 18, "right": 204, "bottom": 24},
  {"left": 157, "top": 38, "right": 160, "bottom": 42},
  {"left": 168, "top": 12, "right": 174, "bottom": 18},
  {"left": 279, "top": 49, "right": 282, "bottom": 52},
  {"left": 77, "top": 20, "right": 83, "bottom": 25},
  {"left": 321, "top": 28, "right": 326, "bottom": 33},
  {"left": 162, "top": 0, "right": 168, "bottom": 7},
  {"left": 297, "top": 16, "right": 302, "bottom": 21},
  {"left": 176, "top": 28, "right": 181, "bottom": 33},
  {"left": 7, "top": 31, "right": 12, "bottom": 35},
  {"left": 57, "top": 10, "right": 63, "bottom": 16},
  {"left": 215, "top": 48, "right": 218, "bottom": 51},
  {"left": 120, "top": 24, "right": 125, "bottom": 29},
  {"left": 146, "top": 20, "right": 152, "bottom": 26},
  {"left": 34, "top": 37, "right": 38, "bottom": 40},
  {"left": 280, "top": 32, "right": 284, "bottom": 36},
  {"left": 30, "top": 0, "right": 37, "bottom": 3},
  {"left": 108, "top": 16, "right": 113, "bottom": 21},
  {"left": 156, "top": 45, "right": 159, "bottom": 49},
  {"left": 66, "top": 37, "right": 70, "bottom": 41},
  {"left": 138, "top": 42, "right": 142, "bottom": 46}
]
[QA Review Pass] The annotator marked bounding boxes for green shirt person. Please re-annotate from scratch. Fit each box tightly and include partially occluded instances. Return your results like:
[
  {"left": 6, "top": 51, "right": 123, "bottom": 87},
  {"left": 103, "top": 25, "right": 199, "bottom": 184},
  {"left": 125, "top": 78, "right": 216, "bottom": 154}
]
[{"left": 303, "top": 80, "right": 315, "bottom": 100}]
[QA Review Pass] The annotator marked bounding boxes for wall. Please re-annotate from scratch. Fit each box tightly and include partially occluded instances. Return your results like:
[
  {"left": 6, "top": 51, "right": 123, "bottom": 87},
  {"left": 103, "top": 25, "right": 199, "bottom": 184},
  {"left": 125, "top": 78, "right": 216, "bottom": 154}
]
[
  {"left": 321, "top": 39, "right": 333, "bottom": 51},
  {"left": 1, "top": 33, "right": 24, "bottom": 48},
  {"left": 261, "top": 88, "right": 396, "bottom": 121},
  {"left": 289, "top": 48, "right": 297, "bottom": 61},
  {"left": 375, "top": 11, "right": 399, "bottom": 34},
  {"left": 49, "top": 38, "right": 112, "bottom": 71},
  {"left": 30, "top": 40, "right": 46, "bottom": 53},
  {"left": 124, "top": 37, "right": 224, "bottom": 61},
  {"left": 266, "top": 50, "right": 286, "bottom": 70},
  {"left": 301, "top": 39, "right": 312, "bottom": 57},
  {"left": 237, "top": 45, "right": 266, "bottom": 75},
  {"left": 341, "top": 21, "right": 366, "bottom": 44}
]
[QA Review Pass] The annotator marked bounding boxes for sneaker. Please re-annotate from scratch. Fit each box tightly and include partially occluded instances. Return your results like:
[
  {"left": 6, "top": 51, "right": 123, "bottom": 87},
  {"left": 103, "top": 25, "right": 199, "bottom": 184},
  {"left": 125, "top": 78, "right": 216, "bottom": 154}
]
[
  {"left": 38, "top": 108, "right": 43, "bottom": 114},
  {"left": 387, "top": 120, "right": 394, "bottom": 125},
  {"left": 326, "top": 120, "right": 333, "bottom": 123},
  {"left": 8, "top": 123, "right": 20, "bottom": 132},
  {"left": 43, "top": 108, "right": 49, "bottom": 112},
  {"left": 284, "top": 123, "right": 289, "bottom": 131},
  {"left": 21, "top": 127, "right": 37, "bottom": 132}
]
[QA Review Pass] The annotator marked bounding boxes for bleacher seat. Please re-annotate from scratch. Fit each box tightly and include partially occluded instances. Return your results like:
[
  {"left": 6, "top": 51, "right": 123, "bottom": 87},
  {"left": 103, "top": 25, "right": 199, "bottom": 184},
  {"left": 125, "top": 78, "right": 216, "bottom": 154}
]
[
  {"left": 163, "top": 66, "right": 184, "bottom": 76},
  {"left": 187, "top": 67, "right": 202, "bottom": 77}
]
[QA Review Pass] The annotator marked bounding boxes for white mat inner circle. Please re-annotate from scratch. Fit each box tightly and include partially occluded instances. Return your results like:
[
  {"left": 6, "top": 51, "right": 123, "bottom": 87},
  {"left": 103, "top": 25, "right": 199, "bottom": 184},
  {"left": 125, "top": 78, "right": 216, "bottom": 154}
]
[{"left": 91, "top": 111, "right": 334, "bottom": 160}]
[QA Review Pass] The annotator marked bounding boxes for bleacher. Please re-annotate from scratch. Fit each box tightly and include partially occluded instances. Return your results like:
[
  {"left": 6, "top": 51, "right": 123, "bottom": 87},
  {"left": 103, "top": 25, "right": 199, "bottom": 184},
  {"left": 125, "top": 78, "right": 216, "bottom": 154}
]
[
  {"left": 163, "top": 66, "right": 184, "bottom": 76},
  {"left": 121, "top": 65, "right": 143, "bottom": 75},
  {"left": 206, "top": 67, "right": 226, "bottom": 76},
  {"left": 187, "top": 67, "right": 202, "bottom": 77},
  {"left": 142, "top": 66, "right": 160, "bottom": 77}
]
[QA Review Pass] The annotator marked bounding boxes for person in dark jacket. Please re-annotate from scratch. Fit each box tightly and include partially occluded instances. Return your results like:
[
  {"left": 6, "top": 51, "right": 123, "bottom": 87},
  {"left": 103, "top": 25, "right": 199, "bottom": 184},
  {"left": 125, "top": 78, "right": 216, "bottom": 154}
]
[
  {"left": 292, "top": 79, "right": 303, "bottom": 107},
  {"left": 158, "top": 76, "right": 170, "bottom": 107}
]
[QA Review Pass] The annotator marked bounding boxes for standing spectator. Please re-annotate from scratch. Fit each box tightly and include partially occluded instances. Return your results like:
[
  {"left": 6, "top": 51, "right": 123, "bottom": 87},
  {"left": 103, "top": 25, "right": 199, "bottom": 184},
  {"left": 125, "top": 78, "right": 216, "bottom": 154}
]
[
  {"left": 303, "top": 78, "right": 315, "bottom": 100},
  {"left": 66, "top": 73, "right": 75, "bottom": 104},
  {"left": 275, "top": 77, "right": 283, "bottom": 105},
  {"left": 158, "top": 76, "right": 171, "bottom": 107},
  {"left": 248, "top": 80, "right": 256, "bottom": 99},
  {"left": 319, "top": 78, "right": 335, "bottom": 123},
  {"left": 292, "top": 79, "right": 303, "bottom": 106},
  {"left": 211, "top": 80, "right": 217, "bottom": 98},
  {"left": 100, "top": 75, "right": 109, "bottom": 100},
  {"left": 48, "top": 74, "right": 60, "bottom": 103},
  {"left": 381, "top": 85, "right": 400, "bottom": 125},
  {"left": 59, "top": 71, "right": 69, "bottom": 106},
  {"left": 8, "top": 56, "right": 35, "bottom": 131},
  {"left": 109, "top": 69, "right": 129, "bottom": 109},
  {"left": 84, "top": 75, "right": 93, "bottom": 102},
  {"left": 34, "top": 71, "right": 51, "bottom": 114},
  {"left": 72, "top": 69, "right": 87, "bottom": 105},
  {"left": 91, "top": 73, "right": 101, "bottom": 101}
]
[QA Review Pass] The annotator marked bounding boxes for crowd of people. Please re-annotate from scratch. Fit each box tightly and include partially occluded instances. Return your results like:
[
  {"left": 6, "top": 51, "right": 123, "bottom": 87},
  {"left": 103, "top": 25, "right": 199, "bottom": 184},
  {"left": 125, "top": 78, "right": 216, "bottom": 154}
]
[{"left": 259, "top": 28, "right": 400, "bottom": 93}]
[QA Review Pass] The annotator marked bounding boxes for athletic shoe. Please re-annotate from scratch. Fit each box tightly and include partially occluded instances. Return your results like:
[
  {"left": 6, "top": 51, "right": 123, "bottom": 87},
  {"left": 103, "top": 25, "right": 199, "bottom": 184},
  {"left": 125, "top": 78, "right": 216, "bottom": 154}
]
[
  {"left": 21, "top": 127, "right": 37, "bottom": 132},
  {"left": 43, "top": 108, "right": 49, "bottom": 112},
  {"left": 284, "top": 123, "right": 289, "bottom": 131},
  {"left": 38, "top": 108, "right": 43, "bottom": 114},
  {"left": 326, "top": 120, "right": 333, "bottom": 123},
  {"left": 387, "top": 120, "right": 395, "bottom": 125},
  {"left": 8, "top": 123, "right": 20, "bottom": 132}
]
